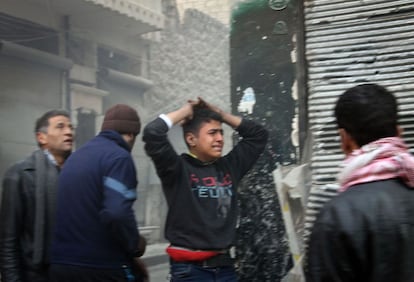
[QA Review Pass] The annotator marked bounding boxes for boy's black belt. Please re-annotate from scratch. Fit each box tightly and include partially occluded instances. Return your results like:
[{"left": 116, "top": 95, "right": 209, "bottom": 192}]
[{"left": 170, "top": 252, "right": 235, "bottom": 268}]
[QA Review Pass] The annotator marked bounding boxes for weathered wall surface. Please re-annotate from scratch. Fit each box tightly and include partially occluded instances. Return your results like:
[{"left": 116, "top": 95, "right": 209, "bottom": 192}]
[{"left": 230, "top": 0, "right": 300, "bottom": 281}]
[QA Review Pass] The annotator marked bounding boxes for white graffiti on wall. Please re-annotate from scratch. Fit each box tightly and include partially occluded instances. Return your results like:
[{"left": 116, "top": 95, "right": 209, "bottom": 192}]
[{"left": 237, "top": 87, "right": 256, "bottom": 114}]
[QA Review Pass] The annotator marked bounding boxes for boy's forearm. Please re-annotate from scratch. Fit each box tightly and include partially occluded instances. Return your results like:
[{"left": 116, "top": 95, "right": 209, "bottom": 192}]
[
  {"left": 166, "top": 103, "right": 192, "bottom": 125},
  {"left": 164, "top": 98, "right": 242, "bottom": 128},
  {"left": 207, "top": 103, "right": 242, "bottom": 128},
  {"left": 220, "top": 111, "right": 242, "bottom": 129}
]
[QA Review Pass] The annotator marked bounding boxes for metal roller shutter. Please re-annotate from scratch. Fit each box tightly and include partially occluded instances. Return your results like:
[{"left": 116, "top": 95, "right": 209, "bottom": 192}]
[{"left": 303, "top": 0, "right": 414, "bottom": 245}]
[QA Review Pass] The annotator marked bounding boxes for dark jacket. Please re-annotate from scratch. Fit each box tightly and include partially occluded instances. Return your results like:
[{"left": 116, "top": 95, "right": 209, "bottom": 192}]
[
  {"left": 306, "top": 178, "right": 414, "bottom": 282},
  {"left": 0, "top": 150, "right": 60, "bottom": 282},
  {"left": 143, "top": 118, "right": 268, "bottom": 250},
  {"left": 50, "top": 130, "right": 140, "bottom": 269}
]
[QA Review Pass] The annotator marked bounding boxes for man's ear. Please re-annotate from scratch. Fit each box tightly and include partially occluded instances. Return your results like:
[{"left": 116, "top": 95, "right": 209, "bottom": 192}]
[
  {"left": 125, "top": 133, "right": 135, "bottom": 141},
  {"left": 185, "top": 132, "right": 196, "bottom": 147},
  {"left": 338, "top": 128, "right": 356, "bottom": 155},
  {"left": 36, "top": 131, "right": 47, "bottom": 147},
  {"left": 120, "top": 133, "right": 136, "bottom": 149},
  {"left": 397, "top": 125, "right": 403, "bottom": 137}
]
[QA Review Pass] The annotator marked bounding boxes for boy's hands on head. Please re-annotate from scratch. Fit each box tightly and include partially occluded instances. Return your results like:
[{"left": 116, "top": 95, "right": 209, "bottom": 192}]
[
  {"left": 177, "top": 97, "right": 227, "bottom": 126},
  {"left": 196, "top": 97, "right": 222, "bottom": 115},
  {"left": 195, "top": 97, "right": 208, "bottom": 109},
  {"left": 196, "top": 96, "right": 242, "bottom": 128},
  {"left": 167, "top": 100, "right": 198, "bottom": 126},
  {"left": 187, "top": 97, "right": 205, "bottom": 109},
  {"left": 178, "top": 101, "right": 195, "bottom": 126},
  {"left": 180, "top": 98, "right": 206, "bottom": 125}
]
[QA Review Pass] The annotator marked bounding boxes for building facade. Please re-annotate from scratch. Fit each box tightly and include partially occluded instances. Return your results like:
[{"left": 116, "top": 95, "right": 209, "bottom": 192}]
[
  {"left": 2, "top": 0, "right": 414, "bottom": 280},
  {"left": 0, "top": 0, "right": 164, "bottom": 238},
  {"left": 0, "top": 0, "right": 231, "bottom": 244}
]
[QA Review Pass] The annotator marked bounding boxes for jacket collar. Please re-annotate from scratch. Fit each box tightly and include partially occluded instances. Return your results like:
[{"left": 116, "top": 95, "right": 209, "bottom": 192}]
[
  {"left": 182, "top": 153, "right": 217, "bottom": 166},
  {"left": 99, "top": 130, "right": 131, "bottom": 152},
  {"left": 21, "top": 150, "right": 49, "bottom": 171}
]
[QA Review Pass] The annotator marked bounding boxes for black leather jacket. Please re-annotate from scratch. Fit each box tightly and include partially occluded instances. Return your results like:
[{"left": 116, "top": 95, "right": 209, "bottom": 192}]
[
  {"left": 306, "top": 178, "right": 414, "bottom": 282},
  {"left": 0, "top": 151, "right": 57, "bottom": 282}
]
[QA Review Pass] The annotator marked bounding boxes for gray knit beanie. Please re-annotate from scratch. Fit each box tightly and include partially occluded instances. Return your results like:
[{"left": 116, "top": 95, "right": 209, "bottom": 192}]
[{"left": 101, "top": 104, "right": 141, "bottom": 135}]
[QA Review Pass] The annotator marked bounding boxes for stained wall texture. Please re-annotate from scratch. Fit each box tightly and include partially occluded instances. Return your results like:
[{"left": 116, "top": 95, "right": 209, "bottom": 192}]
[{"left": 230, "top": 0, "right": 299, "bottom": 280}]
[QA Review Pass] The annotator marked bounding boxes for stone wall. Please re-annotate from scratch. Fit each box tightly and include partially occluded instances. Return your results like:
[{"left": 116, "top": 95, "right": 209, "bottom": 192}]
[{"left": 148, "top": 8, "right": 230, "bottom": 121}]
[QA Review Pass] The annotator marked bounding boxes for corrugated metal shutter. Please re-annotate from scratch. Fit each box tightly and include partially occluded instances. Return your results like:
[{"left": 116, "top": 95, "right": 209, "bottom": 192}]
[{"left": 303, "top": 0, "right": 414, "bottom": 244}]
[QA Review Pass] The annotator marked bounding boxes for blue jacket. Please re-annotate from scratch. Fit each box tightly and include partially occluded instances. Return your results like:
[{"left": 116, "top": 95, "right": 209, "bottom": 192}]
[{"left": 50, "top": 130, "right": 140, "bottom": 268}]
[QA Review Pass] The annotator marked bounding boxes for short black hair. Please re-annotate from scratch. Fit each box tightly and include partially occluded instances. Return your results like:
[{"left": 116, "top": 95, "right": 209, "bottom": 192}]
[
  {"left": 35, "top": 109, "right": 70, "bottom": 133},
  {"left": 182, "top": 107, "right": 223, "bottom": 146},
  {"left": 334, "top": 83, "right": 398, "bottom": 147}
]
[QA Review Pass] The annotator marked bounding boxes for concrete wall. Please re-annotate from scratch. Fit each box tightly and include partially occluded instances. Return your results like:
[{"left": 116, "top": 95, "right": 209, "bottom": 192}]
[
  {"left": 0, "top": 56, "right": 64, "bottom": 183},
  {"left": 0, "top": 0, "right": 163, "bottom": 242}
]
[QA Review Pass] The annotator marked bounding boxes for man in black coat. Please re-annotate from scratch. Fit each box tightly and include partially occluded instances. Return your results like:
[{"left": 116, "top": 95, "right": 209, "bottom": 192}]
[
  {"left": 0, "top": 110, "right": 74, "bottom": 282},
  {"left": 306, "top": 83, "right": 414, "bottom": 282}
]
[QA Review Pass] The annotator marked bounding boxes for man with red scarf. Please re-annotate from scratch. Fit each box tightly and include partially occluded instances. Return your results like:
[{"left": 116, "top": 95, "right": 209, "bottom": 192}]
[{"left": 306, "top": 83, "right": 414, "bottom": 282}]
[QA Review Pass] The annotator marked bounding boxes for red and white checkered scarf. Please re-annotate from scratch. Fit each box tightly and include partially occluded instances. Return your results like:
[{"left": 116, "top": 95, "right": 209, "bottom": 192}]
[{"left": 338, "top": 137, "right": 414, "bottom": 192}]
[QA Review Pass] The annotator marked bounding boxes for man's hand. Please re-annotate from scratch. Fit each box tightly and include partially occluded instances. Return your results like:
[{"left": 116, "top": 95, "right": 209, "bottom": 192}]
[
  {"left": 133, "top": 257, "right": 150, "bottom": 282},
  {"left": 167, "top": 101, "right": 197, "bottom": 126},
  {"left": 134, "top": 234, "right": 147, "bottom": 257}
]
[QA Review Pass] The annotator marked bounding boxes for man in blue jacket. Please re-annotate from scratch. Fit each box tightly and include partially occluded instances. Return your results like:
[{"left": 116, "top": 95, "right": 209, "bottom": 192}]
[{"left": 49, "top": 104, "right": 147, "bottom": 282}]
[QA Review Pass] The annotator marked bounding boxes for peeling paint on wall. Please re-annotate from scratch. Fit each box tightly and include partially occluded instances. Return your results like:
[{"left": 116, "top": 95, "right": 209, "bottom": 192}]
[
  {"left": 237, "top": 87, "right": 256, "bottom": 114},
  {"left": 230, "top": 0, "right": 300, "bottom": 281}
]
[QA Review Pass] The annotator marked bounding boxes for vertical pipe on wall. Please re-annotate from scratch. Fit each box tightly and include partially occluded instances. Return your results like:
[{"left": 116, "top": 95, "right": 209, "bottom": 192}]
[
  {"left": 296, "top": 0, "right": 309, "bottom": 162},
  {"left": 63, "top": 15, "right": 71, "bottom": 113}
]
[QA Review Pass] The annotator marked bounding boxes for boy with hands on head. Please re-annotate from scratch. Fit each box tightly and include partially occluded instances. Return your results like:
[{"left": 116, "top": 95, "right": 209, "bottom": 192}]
[{"left": 143, "top": 97, "right": 268, "bottom": 281}]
